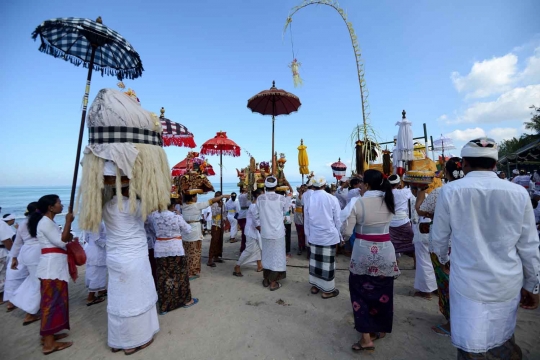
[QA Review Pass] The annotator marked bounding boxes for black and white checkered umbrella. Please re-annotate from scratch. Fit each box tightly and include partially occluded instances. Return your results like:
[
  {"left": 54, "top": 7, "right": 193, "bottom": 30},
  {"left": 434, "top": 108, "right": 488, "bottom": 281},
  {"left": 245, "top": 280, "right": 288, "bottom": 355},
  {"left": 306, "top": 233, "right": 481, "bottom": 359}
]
[
  {"left": 32, "top": 17, "right": 143, "bottom": 80},
  {"left": 31, "top": 16, "right": 144, "bottom": 209}
]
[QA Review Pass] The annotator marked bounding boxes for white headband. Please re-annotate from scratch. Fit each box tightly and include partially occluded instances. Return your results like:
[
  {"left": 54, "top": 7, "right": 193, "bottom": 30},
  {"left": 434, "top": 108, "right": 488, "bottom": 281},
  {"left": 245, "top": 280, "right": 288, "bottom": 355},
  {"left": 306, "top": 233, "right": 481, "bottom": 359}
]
[
  {"left": 312, "top": 176, "right": 327, "bottom": 187},
  {"left": 2, "top": 214, "right": 15, "bottom": 222},
  {"left": 264, "top": 176, "right": 278, "bottom": 188},
  {"left": 388, "top": 175, "right": 400, "bottom": 185},
  {"left": 461, "top": 137, "right": 498, "bottom": 160}
]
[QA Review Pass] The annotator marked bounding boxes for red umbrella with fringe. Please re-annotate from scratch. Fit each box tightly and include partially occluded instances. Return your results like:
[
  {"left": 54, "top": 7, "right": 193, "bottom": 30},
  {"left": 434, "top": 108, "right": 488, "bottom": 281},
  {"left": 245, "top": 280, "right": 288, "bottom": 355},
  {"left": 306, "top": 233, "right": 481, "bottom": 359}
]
[
  {"left": 200, "top": 131, "right": 240, "bottom": 194},
  {"left": 159, "top": 107, "right": 196, "bottom": 148},
  {"left": 247, "top": 81, "right": 301, "bottom": 174}
]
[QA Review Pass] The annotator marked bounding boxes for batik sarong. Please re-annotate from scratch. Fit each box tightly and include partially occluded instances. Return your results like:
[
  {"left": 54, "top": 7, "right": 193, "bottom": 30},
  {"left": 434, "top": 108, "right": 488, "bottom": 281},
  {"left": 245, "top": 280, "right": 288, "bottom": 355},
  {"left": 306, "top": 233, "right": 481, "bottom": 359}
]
[
  {"left": 389, "top": 222, "right": 415, "bottom": 254},
  {"left": 431, "top": 252, "right": 450, "bottom": 320},
  {"left": 155, "top": 256, "right": 192, "bottom": 313},
  {"left": 208, "top": 226, "right": 223, "bottom": 260},
  {"left": 40, "top": 279, "right": 70, "bottom": 336},
  {"left": 349, "top": 273, "right": 394, "bottom": 333},
  {"left": 183, "top": 240, "right": 202, "bottom": 276},
  {"left": 309, "top": 244, "right": 336, "bottom": 292}
]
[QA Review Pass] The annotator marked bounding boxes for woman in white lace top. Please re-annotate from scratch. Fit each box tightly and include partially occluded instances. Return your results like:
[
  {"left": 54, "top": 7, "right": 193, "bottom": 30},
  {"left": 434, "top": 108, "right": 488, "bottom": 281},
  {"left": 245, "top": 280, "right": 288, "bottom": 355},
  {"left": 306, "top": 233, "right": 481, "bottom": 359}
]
[
  {"left": 342, "top": 170, "right": 397, "bottom": 352},
  {"left": 148, "top": 200, "right": 197, "bottom": 314}
]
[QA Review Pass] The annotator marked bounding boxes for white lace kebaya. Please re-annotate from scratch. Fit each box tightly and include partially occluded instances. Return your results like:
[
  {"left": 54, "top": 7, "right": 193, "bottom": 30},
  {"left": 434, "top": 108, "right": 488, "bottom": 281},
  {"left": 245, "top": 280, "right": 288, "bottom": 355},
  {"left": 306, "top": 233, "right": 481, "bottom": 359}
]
[{"left": 149, "top": 210, "right": 192, "bottom": 258}]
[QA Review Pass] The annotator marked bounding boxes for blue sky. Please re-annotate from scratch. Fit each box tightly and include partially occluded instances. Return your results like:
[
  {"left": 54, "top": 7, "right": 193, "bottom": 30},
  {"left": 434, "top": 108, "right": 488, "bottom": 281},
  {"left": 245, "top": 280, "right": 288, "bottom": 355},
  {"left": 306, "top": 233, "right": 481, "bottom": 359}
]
[{"left": 1, "top": 0, "right": 539, "bottom": 186}]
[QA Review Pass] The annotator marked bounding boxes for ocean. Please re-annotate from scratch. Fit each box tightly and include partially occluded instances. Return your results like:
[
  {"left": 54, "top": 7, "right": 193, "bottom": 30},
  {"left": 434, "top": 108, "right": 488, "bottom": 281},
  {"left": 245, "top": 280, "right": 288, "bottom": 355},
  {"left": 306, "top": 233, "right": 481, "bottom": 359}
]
[{"left": 0, "top": 181, "right": 302, "bottom": 234}]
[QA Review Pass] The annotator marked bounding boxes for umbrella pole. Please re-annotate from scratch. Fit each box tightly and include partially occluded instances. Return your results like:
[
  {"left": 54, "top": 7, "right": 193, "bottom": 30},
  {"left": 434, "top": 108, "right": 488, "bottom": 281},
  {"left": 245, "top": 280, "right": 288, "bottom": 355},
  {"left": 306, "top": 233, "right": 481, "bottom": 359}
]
[
  {"left": 271, "top": 115, "right": 275, "bottom": 175},
  {"left": 220, "top": 148, "right": 224, "bottom": 250},
  {"left": 69, "top": 45, "right": 97, "bottom": 211}
]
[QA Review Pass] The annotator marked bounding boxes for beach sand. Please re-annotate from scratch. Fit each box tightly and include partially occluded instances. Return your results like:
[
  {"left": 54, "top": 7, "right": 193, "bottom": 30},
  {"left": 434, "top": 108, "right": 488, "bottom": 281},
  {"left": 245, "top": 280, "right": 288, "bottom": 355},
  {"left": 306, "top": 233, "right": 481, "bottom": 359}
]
[{"left": 1, "top": 228, "right": 539, "bottom": 360}]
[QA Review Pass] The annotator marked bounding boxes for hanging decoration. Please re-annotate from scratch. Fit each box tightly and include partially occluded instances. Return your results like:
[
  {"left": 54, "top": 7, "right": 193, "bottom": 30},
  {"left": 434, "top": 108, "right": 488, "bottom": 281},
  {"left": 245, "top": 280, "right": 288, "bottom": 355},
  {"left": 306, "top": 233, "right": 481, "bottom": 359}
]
[
  {"left": 289, "top": 59, "right": 303, "bottom": 87},
  {"left": 331, "top": 158, "right": 347, "bottom": 180}
]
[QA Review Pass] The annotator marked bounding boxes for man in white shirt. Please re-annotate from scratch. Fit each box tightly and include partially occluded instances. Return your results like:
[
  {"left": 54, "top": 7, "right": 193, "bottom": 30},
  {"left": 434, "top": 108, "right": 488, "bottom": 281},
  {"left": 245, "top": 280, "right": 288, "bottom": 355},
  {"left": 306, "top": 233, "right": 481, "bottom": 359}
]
[
  {"left": 432, "top": 137, "right": 540, "bottom": 359},
  {"left": 346, "top": 178, "right": 362, "bottom": 204},
  {"left": 202, "top": 206, "right": 212, "bottom": 235},
  {"left": 225, "top": 192, "right": 240, "bottom": 243},
  {"left": 304, "top": 176, "right": 342, "bottom": 299},
  {"left": 335, "top": 179, "right": 349, "bottom": 210},
  {"left": 255, "top": 176, "right": 288, "bottom": 291},
  {"left": 512, "top": 169, "right": 531, "bottom": 190}
]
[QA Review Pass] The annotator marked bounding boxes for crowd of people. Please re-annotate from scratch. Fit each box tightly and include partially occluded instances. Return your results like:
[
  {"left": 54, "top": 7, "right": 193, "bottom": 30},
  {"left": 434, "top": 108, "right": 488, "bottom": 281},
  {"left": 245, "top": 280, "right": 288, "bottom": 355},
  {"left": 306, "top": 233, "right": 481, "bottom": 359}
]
[{"left": 0, "top": 136, "right": 539, "bottom": 359}]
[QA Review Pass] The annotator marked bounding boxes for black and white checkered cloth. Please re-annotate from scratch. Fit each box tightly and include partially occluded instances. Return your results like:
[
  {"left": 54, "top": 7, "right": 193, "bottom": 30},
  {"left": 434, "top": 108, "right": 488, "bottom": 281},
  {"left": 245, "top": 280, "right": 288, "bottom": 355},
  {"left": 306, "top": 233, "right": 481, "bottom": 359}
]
[
  {"left": 161, "top": 118, "right": 193, "bottom": 137},
  {"left": 89, "top": 126, "right": 162, "bottom": 146},
  {"left": 309, "top": 244, "right": 336, "bottom": 281},
  {"left": 32, "top": 17, "right": 143, "bottom": 80}
]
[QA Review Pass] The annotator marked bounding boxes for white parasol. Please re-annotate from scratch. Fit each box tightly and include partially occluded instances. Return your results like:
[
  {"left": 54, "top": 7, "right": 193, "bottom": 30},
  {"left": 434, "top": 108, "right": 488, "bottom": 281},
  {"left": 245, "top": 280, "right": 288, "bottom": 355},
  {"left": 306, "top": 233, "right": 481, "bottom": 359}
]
[{"left": 394, "top": 110, "right": 415, "bottom": 162}]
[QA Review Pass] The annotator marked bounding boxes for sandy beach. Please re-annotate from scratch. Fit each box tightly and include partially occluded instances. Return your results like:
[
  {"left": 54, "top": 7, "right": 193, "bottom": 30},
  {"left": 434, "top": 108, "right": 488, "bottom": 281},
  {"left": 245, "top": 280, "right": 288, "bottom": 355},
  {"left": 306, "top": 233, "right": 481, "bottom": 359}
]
[{"left": 1, "top": 228, "right": 539, "bottom": 360}]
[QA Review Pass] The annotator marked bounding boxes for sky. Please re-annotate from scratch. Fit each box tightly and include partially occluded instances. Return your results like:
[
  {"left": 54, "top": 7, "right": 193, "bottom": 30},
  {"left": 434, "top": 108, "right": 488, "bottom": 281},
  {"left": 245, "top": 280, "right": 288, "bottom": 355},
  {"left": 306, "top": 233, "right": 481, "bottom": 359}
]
[{"left": 0, "top": 0, "right": 539, "bottom": 186}]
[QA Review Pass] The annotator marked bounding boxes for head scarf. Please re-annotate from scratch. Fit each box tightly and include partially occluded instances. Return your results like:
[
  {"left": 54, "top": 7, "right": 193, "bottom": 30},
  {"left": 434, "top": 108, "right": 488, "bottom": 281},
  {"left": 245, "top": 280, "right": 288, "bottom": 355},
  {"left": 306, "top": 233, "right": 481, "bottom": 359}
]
[
  {"left": 264, "top": 176, "right": 278, "bottom": 188},
  {"left": 460, "top": 137, "right": 498, "bottom": 160},
  {"left": 388, "top": 174, "right": 400, "bottom": 185}
]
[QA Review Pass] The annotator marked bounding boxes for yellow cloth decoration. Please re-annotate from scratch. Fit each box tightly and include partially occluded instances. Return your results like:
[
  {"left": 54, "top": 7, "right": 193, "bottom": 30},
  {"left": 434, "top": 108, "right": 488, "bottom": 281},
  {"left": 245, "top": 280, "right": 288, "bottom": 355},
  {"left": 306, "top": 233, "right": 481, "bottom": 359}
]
[{"left": 297, "top": 141, "right": 310, "bottom": 175}]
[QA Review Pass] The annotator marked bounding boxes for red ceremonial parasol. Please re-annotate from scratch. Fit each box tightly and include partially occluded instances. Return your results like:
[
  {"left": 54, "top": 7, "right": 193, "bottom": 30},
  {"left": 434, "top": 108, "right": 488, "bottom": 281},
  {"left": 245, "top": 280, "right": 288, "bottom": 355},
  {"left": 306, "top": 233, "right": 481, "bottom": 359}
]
[
  {"left": 331, "top": 158, "right": 347, "bottom": 181},
  {"left": 159, "top": 107, "right": 196, "bottom": 148},
  {"left": 247, "top": 81, "right": 301, "bottom": 174},
  {"left": 200, "top": 131, "right": 241, "bottom": 194}
]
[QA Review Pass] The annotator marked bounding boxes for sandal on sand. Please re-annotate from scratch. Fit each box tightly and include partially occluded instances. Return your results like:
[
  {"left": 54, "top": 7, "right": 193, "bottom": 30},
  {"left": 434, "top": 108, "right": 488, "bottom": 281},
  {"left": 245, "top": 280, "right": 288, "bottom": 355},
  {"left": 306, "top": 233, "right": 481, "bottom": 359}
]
[
  {"left": 310, "top": 287, "right": 320, "bottom": 294},
  {"left": 189, "top": 275, "right": 200, "bottom": 281},
  {"left": 215, "top": 258, "right": 224, "bottom": 263},
  {"left": 229, "top": 239, "right": 237, "bottom": 243},
  {"left": 322, "top": 289, "right": 340, "bottom": 299},
  {"left": 431, "top": 325, "right": 451, "bottom": 337},
  {"left": 86, "top": 297, "right": 106, "bottom": 307},
  {"left": 6, "top": 306, "right": 16, "bottom": 313},
  {"left": 262, "top": 279, "right": 270, "bottom": 288},
  {"left": 207, "top": 263, "right": 216, "bottom": 267},
  {"left": 43, "top": 341, "right": 73, "bottom": 355},
  {"left": 111, "top": 348, "right": 122, "bottom": 353},
  {"left": 232, "top": 272, "right": 243, "bottom": 277},
  {"left": 256, "top": 269, "right": 263, "bottom": 272},
  {"left": 23, "top": 317, "right": 41, "bottom": 326},
  {"left": 351, "top": 341, "right": 375, "bottom": 351},
  {"left": 183, "top": 298, "right": 199, "bottom": 309},
  {"left": 270, "top": 282, "right": 282, "bottom": 291},
  {"left": 41, "top": 334, "right": 69, "bottom": 344},
  {"left": 124, "top": 339, "right": 153, "bottom": 356}
]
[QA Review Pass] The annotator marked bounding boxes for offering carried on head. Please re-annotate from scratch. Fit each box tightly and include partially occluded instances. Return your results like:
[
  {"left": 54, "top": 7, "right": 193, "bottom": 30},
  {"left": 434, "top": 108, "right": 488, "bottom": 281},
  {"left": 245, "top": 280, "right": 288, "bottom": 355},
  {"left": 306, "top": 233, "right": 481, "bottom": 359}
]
[{"left": 403, "top": 170, "right": 435, "bottom": 185}]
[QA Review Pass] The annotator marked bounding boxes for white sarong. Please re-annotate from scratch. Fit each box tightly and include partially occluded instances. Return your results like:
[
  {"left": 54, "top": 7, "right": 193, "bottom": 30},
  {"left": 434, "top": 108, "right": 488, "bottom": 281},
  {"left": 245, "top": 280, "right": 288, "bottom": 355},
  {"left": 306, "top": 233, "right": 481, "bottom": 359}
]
[
  {"left": 450, "top": 282, "right": 519, "bottom": 353},
  {"left": 10, "top": 243, "right": 41, "bottom": 314},
  {"left": 86, "top": 265, "right": 108, "bottom": 292},
  {"left": 237, "top": 235, "right": 262, "bottom": 266},
  {"left": 3, "top": 257, "right": 28, "bottom": 302},
  {"left": 412, "top": 224, "right": 437, "bottom": 293},
  {"left": 227, "top": 214, "right": 238, "bottom": 239},
  {"left": 261, "top": 237, "right": 286, "bottom": 272}
]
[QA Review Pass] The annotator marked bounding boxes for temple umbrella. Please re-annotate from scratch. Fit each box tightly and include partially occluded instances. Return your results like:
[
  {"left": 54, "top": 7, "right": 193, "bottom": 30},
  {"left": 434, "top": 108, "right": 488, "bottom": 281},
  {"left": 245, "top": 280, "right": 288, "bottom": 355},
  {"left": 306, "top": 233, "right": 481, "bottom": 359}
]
[
  {"left": 433, "top": 135, "right": 456, "bottom": 168},
  {"left": 331, "top": 158, "right": 347, "bottom": 183},
  {"left": 247, "top": 81, "right": 301, "bottom": 174},
  {"left": 159, "top": 107, "right": 196, "bottom": 148},
  {"left": 32, "top": 16, "right": 144, "bottom": 209},
  {"left": 298, "top": 139, "right": 310, "bottom": 184},
  {"left": 394, "top": 110, "right": 414, "bottom": 175},
  {"left": 200, "top": 131, "right": 241, "bottom": 194}
]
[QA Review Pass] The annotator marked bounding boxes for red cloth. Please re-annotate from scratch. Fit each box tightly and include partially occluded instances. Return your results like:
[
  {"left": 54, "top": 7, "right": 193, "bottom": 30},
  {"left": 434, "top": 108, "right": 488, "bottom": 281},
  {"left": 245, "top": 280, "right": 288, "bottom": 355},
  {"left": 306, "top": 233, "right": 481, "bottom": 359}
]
[
  {"left": 295, "top": 223, "right": 306, "bottom": 248},
  {"left": 40, "top": 279, "right": 70, "bottom": 336},
  {"left": 355, "top": 233, "right": 391, "bottom": 242},
  {"left": 41, "top": 247, "right": 78, "bottom": 282}
]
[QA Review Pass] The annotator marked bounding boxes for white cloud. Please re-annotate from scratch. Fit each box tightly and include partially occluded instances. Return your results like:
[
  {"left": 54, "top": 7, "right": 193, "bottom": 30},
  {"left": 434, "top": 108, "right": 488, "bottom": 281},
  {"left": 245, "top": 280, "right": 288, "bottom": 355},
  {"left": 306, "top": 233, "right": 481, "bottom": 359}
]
[
  {"left": 451, "top": 54, "right": 518, "bottom": 98},
  {"left": 446, "top": 127, "right": 486, "bottom": 141},
  {"left": 445, "top": 84, "right": 540, "bottom": 124},
  {"left": 487, "top": 127, "right": 519, "bottom": 141},
  {"left": 519, "top": 47, "right": 540, "bottom": 84}
]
